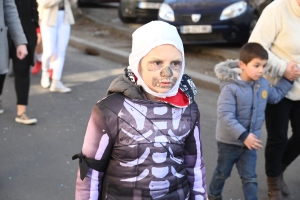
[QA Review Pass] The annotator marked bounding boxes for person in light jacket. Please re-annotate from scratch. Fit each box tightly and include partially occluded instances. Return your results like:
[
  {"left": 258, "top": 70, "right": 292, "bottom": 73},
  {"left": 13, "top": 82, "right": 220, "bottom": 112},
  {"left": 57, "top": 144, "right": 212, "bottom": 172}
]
[
  {"left": 37, "top": 0, "right": 76, "bottom": 93},
  {"left": 208, "top": 43, "right": 293, "bottom": 200},
  {"left": 0, "top": 0, "right": 28, "bottom": 116}
]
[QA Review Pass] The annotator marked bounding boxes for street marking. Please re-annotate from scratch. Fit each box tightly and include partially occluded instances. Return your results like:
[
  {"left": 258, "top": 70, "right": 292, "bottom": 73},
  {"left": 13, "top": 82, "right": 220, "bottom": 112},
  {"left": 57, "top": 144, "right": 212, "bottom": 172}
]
[{"left": 29, "top": 68, "right": 124, "bottom": 96}]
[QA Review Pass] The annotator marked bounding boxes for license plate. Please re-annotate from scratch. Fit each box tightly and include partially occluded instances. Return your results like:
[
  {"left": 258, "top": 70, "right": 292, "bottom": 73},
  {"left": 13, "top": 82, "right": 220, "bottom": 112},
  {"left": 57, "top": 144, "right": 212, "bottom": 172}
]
[
  {"left": 138, "top": 2, "right": 162, "bottom": 9},
  {"left": 180, "top": 25, "right": 212, "bottom": 34}
]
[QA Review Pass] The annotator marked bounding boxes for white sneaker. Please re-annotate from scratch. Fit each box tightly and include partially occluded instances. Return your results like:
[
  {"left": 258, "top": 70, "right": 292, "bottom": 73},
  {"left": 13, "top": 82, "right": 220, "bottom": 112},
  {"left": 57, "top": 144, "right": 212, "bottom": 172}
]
[
  {"left": 41, "top": 71, "right": 50, "bottom": 88},
  {"left": 0, "top": 100, "right": 4, "bottom": 114},
  {"left": 50, "top": 80, "right": 71, "bottom": 93},
  {"left": 15, "top": 113, "right": 37, "bottom": 125}
]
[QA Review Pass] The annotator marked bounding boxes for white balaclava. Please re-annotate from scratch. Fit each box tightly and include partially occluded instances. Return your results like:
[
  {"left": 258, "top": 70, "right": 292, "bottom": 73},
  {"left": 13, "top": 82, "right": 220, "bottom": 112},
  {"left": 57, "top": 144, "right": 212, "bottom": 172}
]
[{"left": 128, "top": 21, "right": 185, "bottom": 98}]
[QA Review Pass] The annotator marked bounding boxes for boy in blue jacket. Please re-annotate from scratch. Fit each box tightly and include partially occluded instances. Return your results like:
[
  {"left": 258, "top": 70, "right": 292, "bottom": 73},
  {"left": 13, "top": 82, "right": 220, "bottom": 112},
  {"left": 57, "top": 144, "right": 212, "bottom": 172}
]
[{"left": 208, "top": 43, "right": 293, "bottom": 200}]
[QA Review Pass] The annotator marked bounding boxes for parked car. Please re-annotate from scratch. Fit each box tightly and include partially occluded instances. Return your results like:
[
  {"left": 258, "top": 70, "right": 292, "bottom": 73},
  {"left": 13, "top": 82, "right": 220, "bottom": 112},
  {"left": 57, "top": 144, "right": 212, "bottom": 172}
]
[
  {"left": 158, "top": 0, "right": 273, "bottom": 44},
  {"left": 119, "top": 0, "right": 163, "bottom": 23}
]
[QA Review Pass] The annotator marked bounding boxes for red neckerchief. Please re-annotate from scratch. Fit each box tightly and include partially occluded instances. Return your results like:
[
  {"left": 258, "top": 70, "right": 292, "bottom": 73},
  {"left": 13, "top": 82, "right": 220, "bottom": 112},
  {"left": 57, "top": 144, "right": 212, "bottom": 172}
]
[{"left": 159, "top": 89, "right": 189, "bottom": 108}]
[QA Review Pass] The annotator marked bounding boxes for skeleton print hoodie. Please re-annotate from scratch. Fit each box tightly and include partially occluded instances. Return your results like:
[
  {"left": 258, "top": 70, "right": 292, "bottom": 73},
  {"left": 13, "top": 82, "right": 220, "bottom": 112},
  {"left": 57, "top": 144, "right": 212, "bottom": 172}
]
[{"left": 74, "top": 69, "right": 207, "bottom": 200}]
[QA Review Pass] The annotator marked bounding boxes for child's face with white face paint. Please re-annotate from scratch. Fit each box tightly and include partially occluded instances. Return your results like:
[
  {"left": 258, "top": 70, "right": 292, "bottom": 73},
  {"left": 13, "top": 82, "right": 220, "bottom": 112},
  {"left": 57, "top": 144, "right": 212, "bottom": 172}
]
[{"left": 139, "top": 44, "right": 183, "bottom": 94}]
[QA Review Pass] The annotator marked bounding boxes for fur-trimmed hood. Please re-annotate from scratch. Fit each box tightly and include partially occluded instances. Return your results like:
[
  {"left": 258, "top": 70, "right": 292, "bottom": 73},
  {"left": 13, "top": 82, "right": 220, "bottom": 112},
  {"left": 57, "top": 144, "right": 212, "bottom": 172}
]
[
  {"left": 214, "top": 59, "right": 242, "bottom": 81},
  {"left": 214, "top": 59, "right": 246, "bottom": 89}
]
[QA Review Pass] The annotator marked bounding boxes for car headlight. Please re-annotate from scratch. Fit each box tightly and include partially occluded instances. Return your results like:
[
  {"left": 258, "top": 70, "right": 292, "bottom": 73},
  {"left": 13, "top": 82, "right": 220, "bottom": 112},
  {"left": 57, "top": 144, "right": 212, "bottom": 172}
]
[
  {"left": 158, "top": 3, "right": 175, "bottom": 22},
  {"left": 220, "top": 1, "right": 247, "bottom": 20}
]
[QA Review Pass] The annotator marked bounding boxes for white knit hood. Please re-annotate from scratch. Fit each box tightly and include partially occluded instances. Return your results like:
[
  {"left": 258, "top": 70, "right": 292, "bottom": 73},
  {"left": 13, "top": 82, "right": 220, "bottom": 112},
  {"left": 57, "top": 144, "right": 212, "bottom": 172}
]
[{"left": 128, "top": 21, "right": 185, "bottom": 98}]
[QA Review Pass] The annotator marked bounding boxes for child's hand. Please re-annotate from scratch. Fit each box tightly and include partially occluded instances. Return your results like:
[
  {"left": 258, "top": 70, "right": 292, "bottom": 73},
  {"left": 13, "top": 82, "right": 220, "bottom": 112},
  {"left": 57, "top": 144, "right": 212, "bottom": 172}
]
[{"left": 244, "top": 133, "right": 263, "bottom": 150}]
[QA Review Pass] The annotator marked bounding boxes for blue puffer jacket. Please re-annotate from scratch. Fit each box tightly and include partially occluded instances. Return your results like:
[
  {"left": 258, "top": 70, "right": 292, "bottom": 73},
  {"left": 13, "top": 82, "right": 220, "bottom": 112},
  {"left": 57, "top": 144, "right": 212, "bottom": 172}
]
[{"left": 214, "top": 60, "right": 293, "bottom": 146}]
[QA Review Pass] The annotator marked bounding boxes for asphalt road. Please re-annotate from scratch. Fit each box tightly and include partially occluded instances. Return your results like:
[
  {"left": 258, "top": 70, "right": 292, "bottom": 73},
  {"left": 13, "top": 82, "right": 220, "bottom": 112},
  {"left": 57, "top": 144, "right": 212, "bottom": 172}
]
[{"left": 0, "top": 46, "right": 299, "bottom": 199}]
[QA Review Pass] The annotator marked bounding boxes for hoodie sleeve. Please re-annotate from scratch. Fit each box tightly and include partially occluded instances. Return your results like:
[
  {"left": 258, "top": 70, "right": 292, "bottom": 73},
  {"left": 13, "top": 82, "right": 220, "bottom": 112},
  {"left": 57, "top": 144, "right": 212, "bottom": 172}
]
[
  {"left": 75, "top": 105, "right": 113, "bottom": 200},
  {"left": 267, "top": 78, "right": 293, "bottom": 104},
  {"left": 248, "top": 4, "right": 287, "bottom": 78},
  {"left": 184, "top": 110, "right": 207, "bottom": 199},
  {"left": 217, "top": 85, "right": 247, "bottom": 140}
]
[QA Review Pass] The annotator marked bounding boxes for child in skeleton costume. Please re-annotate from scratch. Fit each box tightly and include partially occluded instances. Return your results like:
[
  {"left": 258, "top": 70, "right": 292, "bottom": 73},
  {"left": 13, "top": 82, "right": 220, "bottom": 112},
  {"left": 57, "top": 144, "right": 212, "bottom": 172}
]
[{"left": 73, "top": 21, "right": 207, "bottom": 200}]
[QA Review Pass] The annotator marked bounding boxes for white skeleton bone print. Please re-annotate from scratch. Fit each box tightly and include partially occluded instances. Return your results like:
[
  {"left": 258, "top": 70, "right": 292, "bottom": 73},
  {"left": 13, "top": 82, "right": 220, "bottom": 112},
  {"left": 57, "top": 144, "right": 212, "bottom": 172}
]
[
  {"left": 75, "top": 75, "right": 207, "bottom": 200},
  {"left": 119, "top": 99, "right": 190, "bottom": 199}
]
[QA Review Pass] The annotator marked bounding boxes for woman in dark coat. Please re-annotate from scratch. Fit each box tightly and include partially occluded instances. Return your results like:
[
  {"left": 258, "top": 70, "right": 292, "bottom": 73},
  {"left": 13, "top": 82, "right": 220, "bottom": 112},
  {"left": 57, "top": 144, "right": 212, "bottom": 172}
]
[
  {"left": 0, "top": 0, "right": 27, "bottom": 115},
  {"left": 7, "top": 0, "right": 39, "bottom": 124}
]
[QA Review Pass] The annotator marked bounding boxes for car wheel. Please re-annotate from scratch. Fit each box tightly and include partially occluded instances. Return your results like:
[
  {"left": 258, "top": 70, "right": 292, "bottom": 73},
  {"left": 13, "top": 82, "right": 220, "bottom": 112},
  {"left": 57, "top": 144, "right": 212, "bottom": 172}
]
[
  {"left": 118, "top": 6, "right": 137, "bottom": 23},
  {"left": 249, "top": 14, "right": 258, "bottom": 36}
]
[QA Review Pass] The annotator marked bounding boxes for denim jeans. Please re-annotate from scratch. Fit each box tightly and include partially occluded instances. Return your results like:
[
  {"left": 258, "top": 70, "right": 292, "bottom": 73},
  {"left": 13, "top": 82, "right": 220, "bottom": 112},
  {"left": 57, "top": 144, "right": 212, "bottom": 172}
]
[{"left": 208, "top": 142, "right": 257, "bottom": 200}]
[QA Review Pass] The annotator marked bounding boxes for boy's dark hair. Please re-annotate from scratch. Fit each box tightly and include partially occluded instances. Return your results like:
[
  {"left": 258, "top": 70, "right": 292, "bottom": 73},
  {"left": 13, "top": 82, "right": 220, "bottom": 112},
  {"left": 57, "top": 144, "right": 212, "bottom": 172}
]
[{"left": 239, "top": 42, "right": 268, "bottom": 64}]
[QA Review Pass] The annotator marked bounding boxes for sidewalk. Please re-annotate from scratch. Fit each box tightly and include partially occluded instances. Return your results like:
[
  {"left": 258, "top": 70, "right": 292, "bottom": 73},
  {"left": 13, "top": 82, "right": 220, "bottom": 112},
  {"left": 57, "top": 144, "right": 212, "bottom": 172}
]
[{"left": 69, "top": 14, "right": 240, "bottom": 92}]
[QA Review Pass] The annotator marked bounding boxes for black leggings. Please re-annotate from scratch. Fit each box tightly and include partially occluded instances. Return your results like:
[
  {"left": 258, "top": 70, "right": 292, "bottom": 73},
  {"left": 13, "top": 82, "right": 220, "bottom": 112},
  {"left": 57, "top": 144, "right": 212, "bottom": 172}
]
[
  {"left": 265, "top": 98, "right": 300, "bottom": 177},
  {"left": 12, "top": 50, "right": 31, "bottom": 105},
  {"left": 0, "top": 50, "right": 31, "bottom": 105},
  {"left": 0, "top": 73, "right": 5, "bottom": 96}
]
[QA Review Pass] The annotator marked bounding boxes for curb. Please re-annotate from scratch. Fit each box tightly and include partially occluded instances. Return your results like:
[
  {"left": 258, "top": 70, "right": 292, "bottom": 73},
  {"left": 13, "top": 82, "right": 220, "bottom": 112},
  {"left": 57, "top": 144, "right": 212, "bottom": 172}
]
[
  {"left": 85, "top": 14, "right": 133, "bottom": 38},
  {"left": 185, "top": 69, "right": 220, "bottom": 92},
  {"left": 199, "top": 47, "right": 239, "bottom": 60},
  {"left": 84, "top": 13, "right": 239, "bottom": 60},
  {"left": 69, "top": 35, "right": 221, "bottom": 92},
  {"left": 69, "top": 36, "right": 129, "bottom": 64}
]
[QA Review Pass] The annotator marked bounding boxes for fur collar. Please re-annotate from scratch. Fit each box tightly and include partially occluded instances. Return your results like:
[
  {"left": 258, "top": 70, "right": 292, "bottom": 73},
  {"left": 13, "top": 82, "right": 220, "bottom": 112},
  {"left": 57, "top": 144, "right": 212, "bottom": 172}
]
[{"left": 214, "top": 59, "right": 242, "bottom": 82}]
